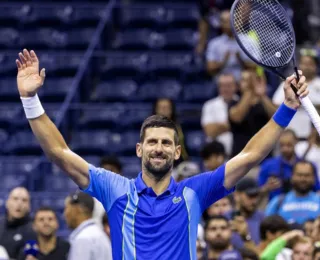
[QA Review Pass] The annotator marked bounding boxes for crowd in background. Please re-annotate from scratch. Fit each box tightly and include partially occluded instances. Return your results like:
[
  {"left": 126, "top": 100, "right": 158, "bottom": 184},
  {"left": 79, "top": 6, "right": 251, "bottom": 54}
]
[{"left": 0, "top": 0, "right": 320, "bottom": 259}]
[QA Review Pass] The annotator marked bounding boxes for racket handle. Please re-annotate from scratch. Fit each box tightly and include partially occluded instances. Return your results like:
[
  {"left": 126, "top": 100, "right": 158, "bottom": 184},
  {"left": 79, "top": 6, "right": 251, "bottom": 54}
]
[{"left": 300, "top": 96, "right": 320, "bottom": 136}]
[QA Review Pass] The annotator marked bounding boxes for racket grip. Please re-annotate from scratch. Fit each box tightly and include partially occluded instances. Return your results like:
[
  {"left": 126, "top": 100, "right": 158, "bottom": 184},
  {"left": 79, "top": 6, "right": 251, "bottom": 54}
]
[{"left": 300, "top": 96, "right": 320, "bottom": 136}]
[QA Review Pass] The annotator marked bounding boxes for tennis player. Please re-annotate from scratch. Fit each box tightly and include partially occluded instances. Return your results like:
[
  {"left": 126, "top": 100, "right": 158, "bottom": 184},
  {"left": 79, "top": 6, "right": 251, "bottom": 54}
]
[{"left": 16, "top": 49, "right": 309, "bottom": 259}]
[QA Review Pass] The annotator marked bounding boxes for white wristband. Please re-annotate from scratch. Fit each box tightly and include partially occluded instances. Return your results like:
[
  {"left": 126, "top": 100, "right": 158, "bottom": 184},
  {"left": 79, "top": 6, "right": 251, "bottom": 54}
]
[{"left": 20, "top": 94, "right": 45, "bottom": 119}]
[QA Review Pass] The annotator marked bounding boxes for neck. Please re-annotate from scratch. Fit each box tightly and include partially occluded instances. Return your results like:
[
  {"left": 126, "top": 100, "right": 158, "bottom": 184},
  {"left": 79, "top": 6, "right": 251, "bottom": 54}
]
[
  {"left": 142, "top": 170, "right": 172, "bottom": 195},
  {"left": 38, "top": 235, "right": 56, "bottom": 254},
  {"left": 294, "top": 190, "right": 310, "bottom": 197},
  {"left": 74, "top": 216, "right": 91, "bottom": 230},
  {"left": 282, "top": 154, "right": 296, "bottom": 164}
]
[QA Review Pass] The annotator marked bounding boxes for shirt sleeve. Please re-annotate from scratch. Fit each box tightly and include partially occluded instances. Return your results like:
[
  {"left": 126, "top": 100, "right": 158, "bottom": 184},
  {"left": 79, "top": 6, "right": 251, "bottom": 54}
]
[
  {"left": 68, "top": 238, "right": 92, "bottom": 260},
  {"left": 184, "top": 164, "right": 235, "bottom": 212},
  {"left": 258, "top": 161, "right": 270, "bottom": 187},
  {"left": 265, "top": 196, "right": 280, "bottom": 216},
  {"left": 81, "top": 164, "right": 131, "bottom": 212},
  {"left": 260, "top": 237, "right": 287, "bottom": 260}
]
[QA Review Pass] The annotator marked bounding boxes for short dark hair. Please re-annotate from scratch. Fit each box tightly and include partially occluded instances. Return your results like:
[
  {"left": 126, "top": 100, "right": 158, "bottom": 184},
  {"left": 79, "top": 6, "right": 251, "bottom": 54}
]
[
  {"left": 200, "top": 141, "right": 226, "bottom": 160},
  {"left": 68, "top": 191, "right": 94, "bottom": 216},
  {"left": 34, "top": 206, "right": 57, "bottom": 221},
  {"left": 260, "top": 215, "right": 289, "bottom": 240},
  {"left": 140, "top": 115, "right": 179, "bottom": 145},
  {"left": 100, "top": 155, "right": 122, "bottom": 172},
  {"left": 204, "top": 215, "right": 229, "bottom": 231},
  {"left": 102, "top": 214, "right": 109, "bottom": 226},
  {"left": 293, "top": 160, "right": 316, "bottom": 176},
  {"left": 281, "top": 129, "right": 297, "bottom": 140}
]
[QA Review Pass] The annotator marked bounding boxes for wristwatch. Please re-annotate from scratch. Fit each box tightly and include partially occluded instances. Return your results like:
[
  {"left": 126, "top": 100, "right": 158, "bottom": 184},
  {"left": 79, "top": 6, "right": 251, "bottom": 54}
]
[{"left": 242, "top": 234, "right": 252, "bottom": 242}]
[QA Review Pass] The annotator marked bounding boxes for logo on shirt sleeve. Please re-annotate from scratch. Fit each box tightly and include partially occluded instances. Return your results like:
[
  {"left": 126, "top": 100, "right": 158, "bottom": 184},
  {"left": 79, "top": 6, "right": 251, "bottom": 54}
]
[{"left": 172, "top": 196, "right": 182, "bottom": 204}]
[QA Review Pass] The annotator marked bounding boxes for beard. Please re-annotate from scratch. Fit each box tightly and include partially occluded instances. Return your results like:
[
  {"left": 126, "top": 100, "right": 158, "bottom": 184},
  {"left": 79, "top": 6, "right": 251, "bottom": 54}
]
[
  {"left": 292, "top": 182, "right": 313, "bottom": 195},
  {"left": 143, "top": 153, "right": 173, "bottom": 181},
  {"left": 209, "top": 238, "right": 230, "bottom": 251}
]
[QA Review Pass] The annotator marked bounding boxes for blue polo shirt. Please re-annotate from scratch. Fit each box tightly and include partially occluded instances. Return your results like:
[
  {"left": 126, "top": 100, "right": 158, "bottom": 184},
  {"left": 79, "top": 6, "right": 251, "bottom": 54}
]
[
  {"left": 258, "top": 156, "right": 320, "bottom": 200},
  {"left": 82, "top": 163, "right": 234, "bottom": 260}
]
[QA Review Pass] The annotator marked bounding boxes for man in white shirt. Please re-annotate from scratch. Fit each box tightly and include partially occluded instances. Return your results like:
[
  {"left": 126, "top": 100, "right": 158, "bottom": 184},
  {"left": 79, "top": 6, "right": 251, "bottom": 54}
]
[
  {"left": 273, "top": 54, "right": 320, "bottom": 138},
  {"left": 64, "top": 192, "right": 112, "bottom": 260},
  {"left": 206, "top": 10, "right": 254, "bottom": 81},
  {"left": 201, "top": 73, "right": 238, "bottom": 155}
]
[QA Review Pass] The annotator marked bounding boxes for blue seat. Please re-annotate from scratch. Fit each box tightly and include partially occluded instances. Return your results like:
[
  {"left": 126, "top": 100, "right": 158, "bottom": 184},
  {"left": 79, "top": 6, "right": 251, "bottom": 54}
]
[
  {"left": 0, "top": 130, "right": 8, "bottom": 152},
  {"left": 0, "top": 104, "right": 22, "bottom": 129},
  {"left": 138, "top": 80, "right": 182, "bottom": 101},
  {"left": 44, "top": 175, "right": 78, "bottom": 192},
  {"left": 0, "top": 53, "right": 19, "bottom": 76},
  {"left": 121, "top": 103, "right": 152, "bottom": 129},
  {"left": 32, "top": 192, "right": 68, "bottom": 213},
  {"left": 0, "top": 174, "right": 27, "bottom": 192},
  {"left": 119, "top": 156, "right": 141, "bottom": 179},
  {"left": 70, "top": 131, "right": 109, "bottom": 156},
  {"left": 99, "top": 52, "right": 148, "bottom": 80},
  {"left": 0, "top": 28, "right": 20, "bottom": 49},
  {"left": 38, "top": 78, "right": 72, "bottom": 102},
  {"left": 91, "top": 80, "right": 138, "bottom": 101},
  {"left": 163, "top": 29, "right": 197, "bottom": 50},
  {"left": 183, "top": 81, "right": 217, "bottom": 102},
  {"left": 5, "top": 131, "right": 43, "bottom": 155},
  {"left": 166, "top": 4, "right": 199, "bottom": 28},
  {"left": 176, "top": 103, "right": 202, "bottom": 130},
  {"left": 0, "top": 156, "right": 39, "bottom": 176},
  {"left": 78, "top": 104, "right": 126, "bottom": 130},
  {"left": 113, "top": 30, "right": 165, "bottom": 50},
  {"left": 148, "top": 52, "right": 193, "bottom": 78},
  {"left": 185, "top": 131, "right": 206, "bottom": 156},
  {"left": 0, "top": 78, "right": 19, "bottom": 101},
  {"left": 68, "top": 28, "right": 96, "bottom": 49},
  {"left": 106, "top": 131, "right": 140, "bottom": 155},
  {"left": 120, "top": 5, "right": 168, "bottom": 29}
]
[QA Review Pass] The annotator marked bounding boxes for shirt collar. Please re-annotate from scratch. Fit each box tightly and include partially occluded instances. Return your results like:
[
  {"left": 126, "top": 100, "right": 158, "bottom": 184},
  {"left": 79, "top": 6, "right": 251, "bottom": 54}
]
[
  {"left": 135, "top": 172, "right": 177, "bottom": 196},
  {"left": 69, "top": 219, "right": 96, "bottom": 241}
]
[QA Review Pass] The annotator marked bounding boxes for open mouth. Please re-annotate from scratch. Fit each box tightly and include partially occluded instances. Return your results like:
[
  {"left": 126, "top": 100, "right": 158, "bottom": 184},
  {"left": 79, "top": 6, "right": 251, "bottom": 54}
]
[{"left": 150, "top": 157, "right": 165, "bottom": 163}]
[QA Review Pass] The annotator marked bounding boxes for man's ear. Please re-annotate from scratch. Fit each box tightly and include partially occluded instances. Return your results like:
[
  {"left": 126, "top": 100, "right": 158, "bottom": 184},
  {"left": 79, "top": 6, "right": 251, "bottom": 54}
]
[
  {"left": 136, "top": 143, "right": 142, "bottom": 158},
  {"left": 174, "top": 145, "right": 181, "bottom": 160}
]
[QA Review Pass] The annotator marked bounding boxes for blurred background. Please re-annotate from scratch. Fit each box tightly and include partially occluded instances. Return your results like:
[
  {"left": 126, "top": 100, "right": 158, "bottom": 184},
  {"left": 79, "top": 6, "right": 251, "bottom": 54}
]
[{"left": 0, "top": 0, "right": 320, "bottom": 259}]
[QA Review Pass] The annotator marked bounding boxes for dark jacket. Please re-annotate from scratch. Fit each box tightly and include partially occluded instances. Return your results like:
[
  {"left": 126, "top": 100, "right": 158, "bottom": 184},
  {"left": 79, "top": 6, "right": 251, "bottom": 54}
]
[{"left": 0, "top": 215, "right": 36, "bottom": 259}]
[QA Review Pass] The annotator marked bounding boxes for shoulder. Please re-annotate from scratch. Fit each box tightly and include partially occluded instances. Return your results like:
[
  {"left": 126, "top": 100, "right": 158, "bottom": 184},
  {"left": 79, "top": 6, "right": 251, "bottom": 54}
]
[
  {"left": 207, "top": 36, "right": 224, "bottom": 47},
  {"left": 58, "top": 238, "right": 71, "bottom": 250}
]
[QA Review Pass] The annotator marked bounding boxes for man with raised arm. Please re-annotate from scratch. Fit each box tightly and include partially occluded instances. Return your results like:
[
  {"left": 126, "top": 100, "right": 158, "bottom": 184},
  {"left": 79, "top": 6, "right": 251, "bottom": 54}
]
[{"left": 16, "top": 49, "right": 309, "bottom": 259}]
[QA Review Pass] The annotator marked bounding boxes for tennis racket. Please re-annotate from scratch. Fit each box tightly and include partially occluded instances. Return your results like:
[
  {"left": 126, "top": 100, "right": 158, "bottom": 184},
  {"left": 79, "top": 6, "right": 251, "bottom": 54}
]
[{"left": 230, "top": 0, "right": 320, "bottom": 134}]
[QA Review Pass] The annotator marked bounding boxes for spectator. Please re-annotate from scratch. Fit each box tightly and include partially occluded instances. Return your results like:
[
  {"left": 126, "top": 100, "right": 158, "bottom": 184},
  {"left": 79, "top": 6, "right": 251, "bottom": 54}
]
[
  {"left": 229, "top": 69, "right": 276, "bottom": 156},
  {"left": 152, "top": 98, "right": 188, "bottom": 163},
  {"left": 303, "top": 219, "right": 314, "bottom": 238},
  {"left": 17, "top": 206, "right": 69, "bottom": 260},
  {"left": 102, "top": 214, "right": 110, "bottom": 238},
  {"left": 259, "top": 129, "right": 299, "bottom": 200},
  {"left": 197, "top": 224, "right": 206, "bottom": 260},
  {"left": 314, "top": 246, "right": 320, "bottom": 260},
  {"left": 173, "top": 161, "right": 200, "bottom": 182},
  {"left": 196, "top": 0, "right": 234, "bottom": 55},
  {"left": 205, "top": 196, "right": 233, "bottom": 219},
  {"left": 258, "top": 215, "right": 290, "bottom": 254},
  {"left": 0, "top": 187, "right": 36, "bottom": 259},
  {"left": 265, "top": 160, "right": 320, "bottom": 225},
  {"left": 296, "top": 125, "right": 320, "bottom": 180},
  {"left": 204, "top": 215, "right": 241, "bottom": 259},
  {"left": 260, "top": 230, "right": 305, "bottom": 260},
  {"left": 206, "top": 10, "right": 254, "bottom": 81},
  {"left": 200, "top": 140, "right": 226, "bottom": 171},
  {"left": 201, "top": 73, "right": 238, "bottom": 155},
  {"left": 64, "top": 192, "right": 112, "bottom": 260},
  {"left": 227, "top": 178, "right": 264, "bottom": 248},
  {"left": 0, "top": 246, "right": 9, "bottom": 260},
  {"left": 100, "top": 155, "right": 122, "bottom": 175},
  {"left": 273, "top": 53, "right": 320, "bottom": 139}
]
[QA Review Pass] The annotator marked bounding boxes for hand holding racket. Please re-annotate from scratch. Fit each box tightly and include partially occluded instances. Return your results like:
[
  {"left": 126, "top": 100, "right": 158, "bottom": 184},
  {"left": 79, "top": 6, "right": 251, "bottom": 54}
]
[{"left": 231, "top": 0, "right": 320, "bottom": 134}]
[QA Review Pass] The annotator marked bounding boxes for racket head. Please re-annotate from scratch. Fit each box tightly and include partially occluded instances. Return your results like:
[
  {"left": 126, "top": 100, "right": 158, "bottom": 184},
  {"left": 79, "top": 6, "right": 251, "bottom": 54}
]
[{"left": 230, "top": 0, "right": 296, "bottom": 70}]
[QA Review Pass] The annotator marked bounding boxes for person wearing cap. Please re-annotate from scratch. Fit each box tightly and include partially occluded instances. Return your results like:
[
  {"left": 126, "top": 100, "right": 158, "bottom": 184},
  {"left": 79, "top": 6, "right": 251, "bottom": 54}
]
[
  {"left": 227, "top": 178, "right": 264, "bottom": 249},
  {"left": 63, "top": 192, "right": 112, "bottom": 260},
  {"left": 173, "top": 161, "right": 201, "bottom": 182}
]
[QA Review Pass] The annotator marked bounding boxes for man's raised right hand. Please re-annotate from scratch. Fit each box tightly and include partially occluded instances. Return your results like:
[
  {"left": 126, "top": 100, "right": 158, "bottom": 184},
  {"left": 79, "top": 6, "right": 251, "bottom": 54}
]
[{"left": 16, "top": 49, "right": 46, "bottom": 97}]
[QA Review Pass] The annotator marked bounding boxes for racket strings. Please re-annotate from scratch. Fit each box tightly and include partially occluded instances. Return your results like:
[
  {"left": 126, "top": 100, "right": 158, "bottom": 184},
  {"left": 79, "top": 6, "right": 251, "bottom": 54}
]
[{"left": 233, "top": 0, "right": 295, "bottom": 67}]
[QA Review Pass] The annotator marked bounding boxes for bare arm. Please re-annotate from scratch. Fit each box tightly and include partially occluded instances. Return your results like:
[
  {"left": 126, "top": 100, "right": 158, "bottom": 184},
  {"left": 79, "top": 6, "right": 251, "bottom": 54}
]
[
  {"left": 196, "top": 18, "right": 209, "bottom": 55},
  {"left": 203, "top": 123, "right": 229, "bottom": 138},
  {"left": 16, "top": 49, "right": 89, "bottom": 189},
  {"left": 224, "top": 73, "right": 308, "bottom": 190},
  {"left": 229, "top": 91, "right": 253, "bottom": 123},
  {"left": 206, "top": 52, "right": 230, "bottom": 76}
]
